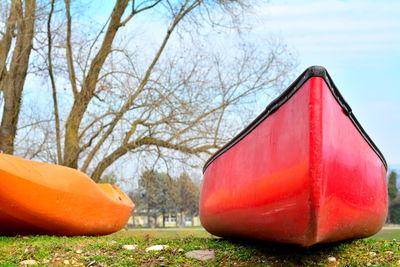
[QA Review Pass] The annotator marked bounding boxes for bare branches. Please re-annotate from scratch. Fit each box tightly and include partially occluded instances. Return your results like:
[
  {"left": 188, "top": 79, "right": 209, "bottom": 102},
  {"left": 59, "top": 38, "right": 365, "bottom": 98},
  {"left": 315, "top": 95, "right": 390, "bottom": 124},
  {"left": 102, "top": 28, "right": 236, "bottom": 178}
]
[
  {"left": 76, "top": 0, "right": 202, "bottom": 173},
  {"left": 90, "top": 136, "right": 219, "bottom": 182},
  {"left": 120, "top": 0, "right": 162, "bottom": 27},
  {"left": 64, "top": 0, "right": 79, "bottom": 97},
  {"left": 4, "top": 0, "right": 297, "bottom": 183},
  {"left": 85, "top": 38, "right": 296, "bottom": 180}
]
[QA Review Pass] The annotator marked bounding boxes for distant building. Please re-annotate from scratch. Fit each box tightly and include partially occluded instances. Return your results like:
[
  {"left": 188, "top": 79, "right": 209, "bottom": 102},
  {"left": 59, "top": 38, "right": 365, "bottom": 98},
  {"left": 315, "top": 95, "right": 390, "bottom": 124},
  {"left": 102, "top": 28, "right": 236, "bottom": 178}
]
[{"left": 126, "top": 210, "right": 201, "bottom": 228}]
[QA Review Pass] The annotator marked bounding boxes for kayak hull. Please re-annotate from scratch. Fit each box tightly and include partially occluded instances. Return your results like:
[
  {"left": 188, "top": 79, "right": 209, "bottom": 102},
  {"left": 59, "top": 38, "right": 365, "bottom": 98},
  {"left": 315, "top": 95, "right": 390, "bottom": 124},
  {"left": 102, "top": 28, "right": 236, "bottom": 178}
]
[
  {"left": 200, "top": 67, "right": 387, "bottom": 246},
  {"left": 0, "top": 154, "right": 134, "bottom": 236}
]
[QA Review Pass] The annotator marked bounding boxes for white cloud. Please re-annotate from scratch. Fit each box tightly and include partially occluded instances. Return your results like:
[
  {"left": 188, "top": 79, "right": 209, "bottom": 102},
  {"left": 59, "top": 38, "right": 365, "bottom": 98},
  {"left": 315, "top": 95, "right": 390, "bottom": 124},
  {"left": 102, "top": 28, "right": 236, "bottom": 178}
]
[{"left": 251, "top": 0, "right": 400, "bottom": 59}]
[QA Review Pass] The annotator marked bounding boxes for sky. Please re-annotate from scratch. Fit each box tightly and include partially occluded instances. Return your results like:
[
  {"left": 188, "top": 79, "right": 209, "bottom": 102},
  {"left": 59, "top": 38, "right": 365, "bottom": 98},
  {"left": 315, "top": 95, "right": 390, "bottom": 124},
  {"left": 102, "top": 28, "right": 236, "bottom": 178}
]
[{"left": 251, "top": 0, "right": 400, "bottom": 167}]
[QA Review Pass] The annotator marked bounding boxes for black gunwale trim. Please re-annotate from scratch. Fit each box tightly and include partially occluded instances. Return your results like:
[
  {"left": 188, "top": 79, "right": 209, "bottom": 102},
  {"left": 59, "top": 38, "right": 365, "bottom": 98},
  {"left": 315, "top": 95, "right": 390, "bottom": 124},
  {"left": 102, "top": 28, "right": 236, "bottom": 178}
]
[{"left": 203, "top": 65, "right": 387, "bottom": 173}]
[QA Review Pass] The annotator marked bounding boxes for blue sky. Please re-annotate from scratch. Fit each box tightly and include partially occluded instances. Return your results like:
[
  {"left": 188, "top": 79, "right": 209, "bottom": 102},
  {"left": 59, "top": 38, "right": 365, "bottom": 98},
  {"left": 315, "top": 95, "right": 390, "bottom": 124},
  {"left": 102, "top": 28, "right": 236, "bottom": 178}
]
[{"left": 251, "top": 0, "right": 400, "bottom": 167}]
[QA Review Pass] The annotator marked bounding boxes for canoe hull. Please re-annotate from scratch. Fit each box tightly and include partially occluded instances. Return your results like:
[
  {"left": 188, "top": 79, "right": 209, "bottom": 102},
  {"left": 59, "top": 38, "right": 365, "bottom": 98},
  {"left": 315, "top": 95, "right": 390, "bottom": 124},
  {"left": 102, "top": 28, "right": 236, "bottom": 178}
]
[
  {"left": 200, "top": 69, "right": 387, "bottom": 246},
  {"left": 0, "top": 154, "right": 134, "bottom": 236}
]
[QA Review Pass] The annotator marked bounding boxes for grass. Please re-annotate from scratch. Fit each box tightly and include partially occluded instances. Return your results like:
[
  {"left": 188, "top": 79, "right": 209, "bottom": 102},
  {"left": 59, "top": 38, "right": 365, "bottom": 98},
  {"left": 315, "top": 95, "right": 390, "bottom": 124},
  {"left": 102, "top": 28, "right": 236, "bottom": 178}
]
[
  {"left": 0, "top": 228, "right": 399, "bottom": 266},
  {"left": 371, "top": 229, "right": 400, "bottom": 240}
]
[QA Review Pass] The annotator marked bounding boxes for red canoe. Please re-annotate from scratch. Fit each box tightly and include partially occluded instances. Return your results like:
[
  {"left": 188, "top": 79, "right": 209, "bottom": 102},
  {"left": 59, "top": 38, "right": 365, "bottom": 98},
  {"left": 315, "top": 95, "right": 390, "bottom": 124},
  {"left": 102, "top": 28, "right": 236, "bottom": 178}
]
[
  {"left": 199, "top": 66, "right": 387, "bottom": 246},
  {"left": 0, "top": 153, "right": 134, "bottom": 236}
]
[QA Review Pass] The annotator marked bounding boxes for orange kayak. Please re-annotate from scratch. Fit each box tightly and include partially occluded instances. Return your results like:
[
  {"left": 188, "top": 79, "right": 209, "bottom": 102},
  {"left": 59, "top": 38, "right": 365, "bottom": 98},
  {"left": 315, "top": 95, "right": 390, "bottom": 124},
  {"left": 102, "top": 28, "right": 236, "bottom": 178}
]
[{"left": 0, "top": 153, "right": 134, "bottom": 236}]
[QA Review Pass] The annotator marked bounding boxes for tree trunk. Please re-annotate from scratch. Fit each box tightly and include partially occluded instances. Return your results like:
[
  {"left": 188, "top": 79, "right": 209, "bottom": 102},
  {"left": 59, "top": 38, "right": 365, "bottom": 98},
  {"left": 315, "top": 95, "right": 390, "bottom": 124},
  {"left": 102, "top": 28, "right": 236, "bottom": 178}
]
[
  {"left": 147, "top": 204, "right": 151, "bottom": 228},
  {"left": 180, "top": 213, "right": 184, "bottom": 227},
  {"left": 162, "top": 211, "right": 166, "bottom": 228},
  {"left": 63, "top": 96, "right": 90, "bottom": 168},
  {"left": 47, "top": 0, "right": 62, "bottom": 164},
  {"left": 0, "top": 0, "right": 36, "bottom": 154},
  {"left": 62, "top": 0, "right": 130, "bottom": 169}
]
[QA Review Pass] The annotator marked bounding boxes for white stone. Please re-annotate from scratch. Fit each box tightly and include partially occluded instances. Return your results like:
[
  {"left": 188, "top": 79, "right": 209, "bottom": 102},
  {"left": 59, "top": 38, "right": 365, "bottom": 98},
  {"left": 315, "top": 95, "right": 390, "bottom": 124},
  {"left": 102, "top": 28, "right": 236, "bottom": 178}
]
[
  {"left": 327, "top": 256, "right": 336, "bottom": 262},
  {"left": 145, "top": 245, "right": 168, "bottom": 251},
  {"left": 122, "top": 244, "right": 137, "bottom": 250},
  {"left": 63, "top": 260, "right": 70, "bottom": 265},
  {"left": 20, "top": 260, "right": 37, "bottom": 265},
  {"left": 185, "top": 250, "right": 215, "bottom": 261}
]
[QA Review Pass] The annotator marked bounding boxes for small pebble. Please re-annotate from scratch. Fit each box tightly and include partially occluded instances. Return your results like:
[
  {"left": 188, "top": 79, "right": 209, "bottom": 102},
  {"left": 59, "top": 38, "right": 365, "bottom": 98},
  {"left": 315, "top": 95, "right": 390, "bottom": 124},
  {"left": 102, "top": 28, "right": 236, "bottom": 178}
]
[
  {"left": 122, "top": 244, "right": 137, "bottom": 250},
  {"left": 178, "top": 248, "right": 184, "bottom": 252},
  {"left": 384, "top": 250, "right": 393, "bottom": 254},
  {"left": 327, "top": 256, "right": 336, "bottom": 262},
  {"left": 368, "top": 252, "right": 376, "bottom": 256},
  {"left": 75, "top": 249, "right": 83, "bottom": 254},
  {"left": 185, "top": 249, "right": 215, "bottom": 261},
  {"left": 146, "top": 245, "right": 168, "bottom": 251},
  {"left": 20, "top": 260, "right": 37, "bottom": 265},
  {"left": 63, "top": 260, "right": 70, "bottom": 265},
  {"left": 110, "top": 240, "right": 118, "bottom": 244},
  {"left": 22, "top": 236, "right": 29, "bottom": 240}
]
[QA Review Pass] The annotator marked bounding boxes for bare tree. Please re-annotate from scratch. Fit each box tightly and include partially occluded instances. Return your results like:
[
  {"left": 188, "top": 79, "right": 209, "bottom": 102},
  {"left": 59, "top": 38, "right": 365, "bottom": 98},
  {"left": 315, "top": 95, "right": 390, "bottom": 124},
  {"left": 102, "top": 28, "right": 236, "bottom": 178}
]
[
  {"left": 8, "top": 0, "right": 297, "bottom": 182},
  {"left": 84, "top": 37, "right": 295, "bottom": 181},
  {"left": 0, "top": 0, "right": 36, "bottom": 154}
]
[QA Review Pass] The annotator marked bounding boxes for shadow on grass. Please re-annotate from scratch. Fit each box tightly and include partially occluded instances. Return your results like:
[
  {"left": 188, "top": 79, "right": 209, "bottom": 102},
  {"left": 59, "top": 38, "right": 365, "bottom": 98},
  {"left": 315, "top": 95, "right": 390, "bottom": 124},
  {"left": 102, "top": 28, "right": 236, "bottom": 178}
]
[{"left": 212, "top": 237, "right": 357, "bottom": 266}]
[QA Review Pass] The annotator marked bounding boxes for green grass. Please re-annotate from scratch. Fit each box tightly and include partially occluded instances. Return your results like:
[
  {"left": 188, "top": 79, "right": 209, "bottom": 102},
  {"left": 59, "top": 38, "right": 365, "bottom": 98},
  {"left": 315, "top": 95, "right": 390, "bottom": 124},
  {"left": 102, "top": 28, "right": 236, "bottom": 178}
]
[
  {"left": 0, "top": 229, "right": 399, "bottom": 266},
  {"left": 371, "top": 229, "right": 400, "bottom": 240}
]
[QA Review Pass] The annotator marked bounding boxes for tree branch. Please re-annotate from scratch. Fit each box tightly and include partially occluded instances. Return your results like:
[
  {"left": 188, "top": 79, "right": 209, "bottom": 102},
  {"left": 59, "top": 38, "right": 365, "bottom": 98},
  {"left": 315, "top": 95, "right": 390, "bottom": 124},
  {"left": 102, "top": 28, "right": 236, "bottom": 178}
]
[
  {"left": 90, "top": 135, "right": 218, "bottom": 182},
  {"left": 48, "top": 0, "right": 63, "bottom": 164},
  {"left": 64, "top": 0, "right": 79, "bottom": 97}
]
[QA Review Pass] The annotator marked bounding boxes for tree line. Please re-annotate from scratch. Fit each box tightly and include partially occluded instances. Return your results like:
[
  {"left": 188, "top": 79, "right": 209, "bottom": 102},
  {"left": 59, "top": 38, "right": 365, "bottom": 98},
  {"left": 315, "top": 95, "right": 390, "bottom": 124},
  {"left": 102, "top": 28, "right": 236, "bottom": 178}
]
[{"left": 129, "top": 170, "right": 199, "bottom": 227}]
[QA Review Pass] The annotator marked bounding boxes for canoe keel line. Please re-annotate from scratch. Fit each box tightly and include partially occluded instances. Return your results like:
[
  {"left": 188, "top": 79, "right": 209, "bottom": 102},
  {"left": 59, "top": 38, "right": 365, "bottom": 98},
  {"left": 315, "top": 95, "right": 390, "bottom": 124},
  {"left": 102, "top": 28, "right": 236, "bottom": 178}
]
[{"left": 200, "top": 66, "right": 387, "bottom": 246}]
